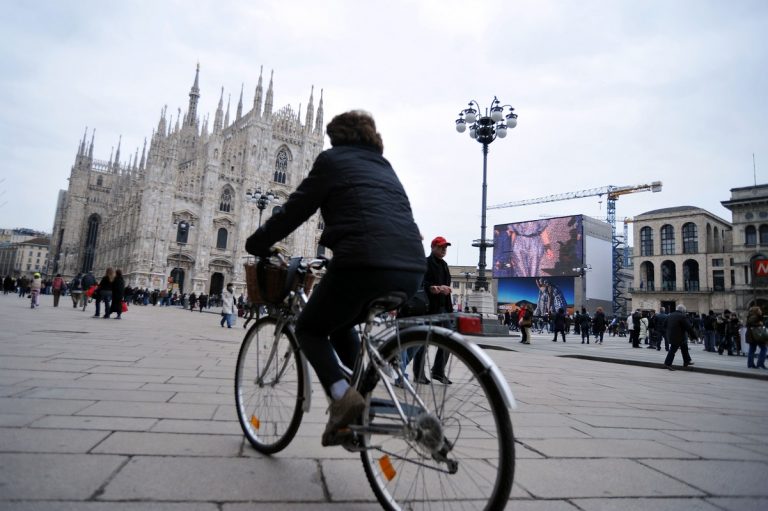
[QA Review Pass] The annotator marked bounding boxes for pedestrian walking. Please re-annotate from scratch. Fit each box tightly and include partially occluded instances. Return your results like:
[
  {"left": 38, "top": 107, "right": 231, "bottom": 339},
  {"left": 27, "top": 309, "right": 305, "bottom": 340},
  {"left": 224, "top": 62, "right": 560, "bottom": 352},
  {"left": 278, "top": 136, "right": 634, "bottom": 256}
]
[
  {"left": 592, "top": 307, "right": 606, "bottom": 344},
  {"left": 519, "top": 304, "right": 533, "bottom": 344},
  {"left": 69, "top": 273, "right": 84, "bottom": 308},
  {"left": 639, "top": 312, "right": 649, "bottom": 344},
  {"left": 198, "top": 292, "right": 208, "bottom": 312},
  {"left": 703, "top": 310, "right": 717, "bottom": 352},
  {"left": 220, "top": 283, "right": 236, "bottom": 328},
  {"left": 746, "top": 306, "right": 767, "bottom": 369},
  {"left": 29, "top": 273, "right": 42, "bottom": 308},
  {"left": 105, "top": 269, "right": 125, "bottom": 319},
  {"left": 630, "top": 309, "right": 642, "bottom": 348},
  {"left": 81, "top": 271, "right": 97, "bottom": 311},
  {"left": 664, "top": 304, "right": 698, "bottom": 370},
  {"left": 94, "top": 268, "right": 114, "bottom": 318},
  {"left": 189, "top": 292, "right": 197, "bottom": 312},
  {"left": 580, "top": 308, "right": 591, "bottom": 344},
  {"left": 552, "top": 307, "right": 567, "bottom": 342},
  {"left": 51, "top": 274, "right": 65, "bottom": 307}
]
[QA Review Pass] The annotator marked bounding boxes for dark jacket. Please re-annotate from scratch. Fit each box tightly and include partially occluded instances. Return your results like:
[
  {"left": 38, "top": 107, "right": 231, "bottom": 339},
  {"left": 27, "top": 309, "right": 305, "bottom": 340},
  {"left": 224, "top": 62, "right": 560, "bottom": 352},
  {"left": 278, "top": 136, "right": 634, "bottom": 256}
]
[
  {"left": 746, "top": 309, "right": 765, "bottom": 346},
  {"left": 246, "top": 145, "right": 425, "bottom": 272},
  {"left": 554, "top": 310, "right": 566, "bottom": 330},
  {"left": 98, "top": 276, "right": 113, "bottom": 293},
  {"left": 423, "top": 254, "right": 452, "bottom": 314},
  {"left": 592, "top": 311, "right": 606, "bottom": 332},
  {"left": 666, "top": 311, "right": 697, "bottom": 344},
  {"left": 82, "top": 272, "right": 97, "bottom": 288},
  {"left": 110, "top": 276, "right": 125, "bottom": 313}
]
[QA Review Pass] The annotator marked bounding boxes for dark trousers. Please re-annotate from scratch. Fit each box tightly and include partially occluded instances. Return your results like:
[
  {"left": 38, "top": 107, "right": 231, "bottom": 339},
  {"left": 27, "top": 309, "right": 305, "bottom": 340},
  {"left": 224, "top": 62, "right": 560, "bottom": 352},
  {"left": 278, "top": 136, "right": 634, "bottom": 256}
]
[
  {"left": 664, "top": 340, "right": 691, "bottom": 366},
  {"left": 552, "top": 328, "right": 566, "bottom": 342},
  {"left": 631, "top": 328, "right": 640, "bottom": 347},
  {"left": 295, "top": 267, "right": 422, "bottom": 393}
]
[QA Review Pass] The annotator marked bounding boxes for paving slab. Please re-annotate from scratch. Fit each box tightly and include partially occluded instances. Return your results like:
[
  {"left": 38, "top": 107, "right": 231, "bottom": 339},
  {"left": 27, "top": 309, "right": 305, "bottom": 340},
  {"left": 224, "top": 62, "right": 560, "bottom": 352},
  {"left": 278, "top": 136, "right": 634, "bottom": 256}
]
[
  {"left": 29, "top": 415, "right": 158, "bottom": 432},
  {"left": 0, "top": 427, "right": 109, "bottom": 453},
  {"left": 91, "top": 431, "right": 241, "bottom": 456},
  {"left": 641, "top": 459, "right": 768, "bottom": 496},
  {"left": 523, "top": 438, "right": 695, "bottom": 458},
  {"left": 99, "top": 456, "right": 325, "bottom": 501},
  {"left": 0, "top": 503, "right": 217, "bottom": 511},
  {"left": 705, "top": 497, "right": 768, "bottom": 510},
  {"left": 0, "top": 453, "right": 126, "bottom": 499},
  {"left": 76, "top": 400, "right": 216, "bottom": 419},
  {"left": 573, "top": 497, "right": 721, "bottom": 510},
  {"left": 514, "top": 459, "right": 703, "bottom": 498}
]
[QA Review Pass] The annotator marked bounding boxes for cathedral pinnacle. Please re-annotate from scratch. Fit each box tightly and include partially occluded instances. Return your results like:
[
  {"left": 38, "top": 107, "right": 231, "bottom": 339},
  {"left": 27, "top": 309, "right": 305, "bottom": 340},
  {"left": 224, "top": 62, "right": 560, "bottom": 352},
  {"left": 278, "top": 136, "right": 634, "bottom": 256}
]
[
  {"left": 214, "top": 87, "right": 224, "bottom": 133},
  {"left": 305, "top": 86, "right": 314, "bottom": 133},
  {"left": 314, "top": 88, "right": 324, "bottom": 134},
  {"left": 236, "top": 83, "right": 243, "bottom": 120},
  {"left": 224, "top": 93, "right": 231, "bottom": 128},
  {"left": 187, "top": 63, "right": 201, "bottom": 126},
  {"left": 88, "top": 129, "right": 95, "bottom": 159},
  {"left": 264, "top": 70, "right": 274, "bottom": 119},
  {"left": 114, "top": 135, "right": 122, "bottom": 171},
  {"left": 253, "top": 65, "right": 264, "bottom": 118}
]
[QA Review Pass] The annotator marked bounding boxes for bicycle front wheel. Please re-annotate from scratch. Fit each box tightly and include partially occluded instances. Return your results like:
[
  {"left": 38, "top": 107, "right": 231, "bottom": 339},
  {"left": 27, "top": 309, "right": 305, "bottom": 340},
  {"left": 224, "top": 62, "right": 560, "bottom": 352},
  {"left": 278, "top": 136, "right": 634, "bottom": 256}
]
[
  {"left": 235, "top": 316, "right": 304, "bottom": 454},
  {"left": 360, "top": 329, "right": 515, "bottom": 510}
]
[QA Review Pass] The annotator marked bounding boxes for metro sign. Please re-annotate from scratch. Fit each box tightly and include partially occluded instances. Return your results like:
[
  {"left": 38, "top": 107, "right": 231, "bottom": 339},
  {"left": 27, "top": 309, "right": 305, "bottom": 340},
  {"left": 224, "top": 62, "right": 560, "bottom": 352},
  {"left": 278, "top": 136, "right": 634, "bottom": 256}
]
[{"left": 754, "top": 259, "right": 768, "bottom": 277}]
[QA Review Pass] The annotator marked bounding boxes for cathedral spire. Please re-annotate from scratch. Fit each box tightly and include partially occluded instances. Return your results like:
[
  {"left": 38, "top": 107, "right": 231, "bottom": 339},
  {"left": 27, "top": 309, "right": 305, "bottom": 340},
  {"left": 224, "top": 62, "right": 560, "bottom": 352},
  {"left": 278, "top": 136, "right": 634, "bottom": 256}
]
[
  {"left": 133, "top": 147, "right": 139, "bottom": 171},
  {"left": 175, "top": 108, "right": 181, "bottom": 133},
  {"left": 264, "top": 70, "right": 274, "bottom": 119},
  {"left": 187, "top": 63, "right": 201, "bottom": 126},
  {"left": 224, "top": 93, "right": 231, "bottom": 128},
  {"left": 305, "top": 86, "right": 314, "bottom": 133},
  {"left": 236, "top": 83, "right": 243, "bottom": 120},
  {"left": 114, "top": 135, "right": 122, "bottom": 171},
  {"left": 88, "top": 129, "right": 95, "bottom": 159},
  {"left": 157, "top": 105, "right": 167, "bottom": 136},
  {"left": 139, "top": 137, "right": 146, "bottom": 169},
  {"left": 78, "top": 126, "right": 88, "bottom": 156},
  {"left": 314, "top": 88, "right": 324, "bottom": 134},
  {"left": 253, "top": 65, "right": 264, "bottom": 118},
  {"left": 213, "top": 87, "right": 224, "bottom": 133}
]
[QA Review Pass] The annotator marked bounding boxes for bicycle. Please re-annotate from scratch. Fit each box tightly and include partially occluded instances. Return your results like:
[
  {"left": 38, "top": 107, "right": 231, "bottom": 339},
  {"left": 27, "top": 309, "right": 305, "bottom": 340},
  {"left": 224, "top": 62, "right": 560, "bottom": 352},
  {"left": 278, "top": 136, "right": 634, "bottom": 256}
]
[{"left": 234, "top": 255, "right": 517, "bottom": 510}]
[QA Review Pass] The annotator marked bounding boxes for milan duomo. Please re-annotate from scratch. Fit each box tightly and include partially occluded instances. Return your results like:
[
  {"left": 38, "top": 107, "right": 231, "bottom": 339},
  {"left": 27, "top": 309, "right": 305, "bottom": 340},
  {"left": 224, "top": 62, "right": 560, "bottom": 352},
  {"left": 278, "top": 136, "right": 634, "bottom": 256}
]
[{"left": 50, "top": 64, "right": 325, "bottom": 296}]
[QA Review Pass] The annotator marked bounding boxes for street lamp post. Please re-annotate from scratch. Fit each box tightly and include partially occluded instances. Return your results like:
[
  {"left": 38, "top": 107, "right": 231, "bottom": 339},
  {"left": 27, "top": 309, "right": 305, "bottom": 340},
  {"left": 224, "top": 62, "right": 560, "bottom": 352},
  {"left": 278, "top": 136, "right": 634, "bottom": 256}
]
[
  {"left": 455, "top": 97, "right": 517, "bottom": 293},
  {"left": 459, "top": 271, "right": 475, "bottom": 311},
  {"left": 246, "top": 188, "right": 279, "bottom": 228},
  {"left": 572, "top": 264, "right": 592, "bottom": 310}
]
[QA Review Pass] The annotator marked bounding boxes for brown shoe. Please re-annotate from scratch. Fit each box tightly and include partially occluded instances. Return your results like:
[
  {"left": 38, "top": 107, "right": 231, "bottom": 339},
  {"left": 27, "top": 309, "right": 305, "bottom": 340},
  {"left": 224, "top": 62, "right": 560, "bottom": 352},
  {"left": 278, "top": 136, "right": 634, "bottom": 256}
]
[{"left": 321, "top": 387, "right": 365, "bottom": 446}]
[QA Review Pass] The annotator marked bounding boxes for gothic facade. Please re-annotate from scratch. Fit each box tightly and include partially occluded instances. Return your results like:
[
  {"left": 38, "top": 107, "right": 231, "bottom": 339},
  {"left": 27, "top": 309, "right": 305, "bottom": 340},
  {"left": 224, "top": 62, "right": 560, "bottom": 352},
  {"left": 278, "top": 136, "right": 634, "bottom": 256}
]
[{"left": 50, "top": 65, "right": 325, "bottom": 297}]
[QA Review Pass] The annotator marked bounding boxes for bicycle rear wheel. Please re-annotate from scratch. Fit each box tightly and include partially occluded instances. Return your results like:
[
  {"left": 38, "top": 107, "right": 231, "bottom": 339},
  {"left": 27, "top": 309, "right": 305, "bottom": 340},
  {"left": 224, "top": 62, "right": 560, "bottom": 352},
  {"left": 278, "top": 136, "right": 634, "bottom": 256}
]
[
  {"left": 360, "top": 329, "right": 514, "bottom": 510},
  {"left": 235, "top": 316, "right": 304, "bottom": 454}
]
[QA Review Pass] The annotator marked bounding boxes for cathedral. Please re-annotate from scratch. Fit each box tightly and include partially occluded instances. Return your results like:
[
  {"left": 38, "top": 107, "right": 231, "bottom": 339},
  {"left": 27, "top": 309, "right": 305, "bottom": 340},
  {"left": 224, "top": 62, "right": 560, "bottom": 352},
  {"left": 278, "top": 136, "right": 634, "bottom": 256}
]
[{"left": 50, "top": 65, "right": 326, "bottom": 297}]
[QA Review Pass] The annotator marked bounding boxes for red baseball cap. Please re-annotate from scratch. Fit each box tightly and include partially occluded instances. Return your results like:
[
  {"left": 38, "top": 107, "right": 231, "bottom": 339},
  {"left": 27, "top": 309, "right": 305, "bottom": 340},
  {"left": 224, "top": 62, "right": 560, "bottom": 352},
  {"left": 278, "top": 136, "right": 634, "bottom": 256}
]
[{"left": 431, "top": 236, "right": 451, "bottom": 247}]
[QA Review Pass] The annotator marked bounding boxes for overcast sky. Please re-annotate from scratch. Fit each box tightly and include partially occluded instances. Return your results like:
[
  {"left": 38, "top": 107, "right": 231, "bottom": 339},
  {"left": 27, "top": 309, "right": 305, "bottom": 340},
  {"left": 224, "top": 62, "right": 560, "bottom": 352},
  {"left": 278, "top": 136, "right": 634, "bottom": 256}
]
[{"left": 1, "top": 0, "right": 766, "bottom": 265}]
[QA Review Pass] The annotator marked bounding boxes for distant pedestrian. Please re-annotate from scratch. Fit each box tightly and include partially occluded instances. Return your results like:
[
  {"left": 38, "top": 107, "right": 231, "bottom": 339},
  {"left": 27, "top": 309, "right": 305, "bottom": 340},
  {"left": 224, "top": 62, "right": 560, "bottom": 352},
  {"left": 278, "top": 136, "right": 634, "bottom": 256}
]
[
  {"left": 189, "top": 292, "right": 197, "bottom": 312},
  {"left": 94, "top": 268, "right": 114, "bottom": 318},
  {"left": 105, "top": 269, "right": 124, "bottom": 319},
  {"left": 220, "top": 283, "right": 236, "bottom": 328},
  {"left": 198, "top": 293, "right": 208, "bottom": 312},
  {"left": 592, "top": 307, "right": 606, "bottom": 344},
  {"left": 81, "top": 271, "right": 97, "bottom": 311},
  {"left": 552, "top": 307, "right": 566, "bottom": 342},
  {"left": 630, "top": 309, "right": 642, "bottom": 348},
  {"left": 51, "top": 274, "right": 65, "bottom": 307},
  {"left": 70, "top": 273, "right": 84, "bottom": 308},
  {"left": 746, "top": 306, "right": 767, "bottom": 369},
  {"left": 30, "top": 273, "right": 42, "bottom": 308},
  {"left": 580, "top": 308, "right": 591, "bottom": 344},
  {"left": 664, "top": 304, "right": 697, "bottom": 370},
  {"left": 519, "top": 304, "right": 533, "bottom": 344}
]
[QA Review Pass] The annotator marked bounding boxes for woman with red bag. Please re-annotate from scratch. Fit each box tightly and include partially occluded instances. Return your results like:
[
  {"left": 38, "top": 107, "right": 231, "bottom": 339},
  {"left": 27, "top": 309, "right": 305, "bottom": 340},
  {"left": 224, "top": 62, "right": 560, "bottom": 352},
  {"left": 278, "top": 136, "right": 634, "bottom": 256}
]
[{"left": 105, "top": 269, "right": 125, "bottom": 319}]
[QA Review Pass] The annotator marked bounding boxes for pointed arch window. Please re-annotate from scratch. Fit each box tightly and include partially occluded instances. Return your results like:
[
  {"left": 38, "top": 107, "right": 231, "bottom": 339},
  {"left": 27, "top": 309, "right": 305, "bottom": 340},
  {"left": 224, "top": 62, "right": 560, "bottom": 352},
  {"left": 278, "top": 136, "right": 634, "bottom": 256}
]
[
  {"left": 82, "top": 214, "right": 100, "bottom": 273},
  {"left": 219, "top": 189, "right": 232, "bottom": 213},
  {"left": 273, "top": 148, "right": 288, "bottom": 184},
  {"left": 216, "top": 228, "right": 228, "bottom": 249}
]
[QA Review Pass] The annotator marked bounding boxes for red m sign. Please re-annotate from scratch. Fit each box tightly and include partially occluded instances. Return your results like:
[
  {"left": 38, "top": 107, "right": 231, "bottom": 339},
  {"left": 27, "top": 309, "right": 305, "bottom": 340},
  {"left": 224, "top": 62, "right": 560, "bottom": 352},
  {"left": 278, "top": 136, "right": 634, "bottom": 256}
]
[{"left": 754, "top": 259, "right": 768, "bottom": 277}]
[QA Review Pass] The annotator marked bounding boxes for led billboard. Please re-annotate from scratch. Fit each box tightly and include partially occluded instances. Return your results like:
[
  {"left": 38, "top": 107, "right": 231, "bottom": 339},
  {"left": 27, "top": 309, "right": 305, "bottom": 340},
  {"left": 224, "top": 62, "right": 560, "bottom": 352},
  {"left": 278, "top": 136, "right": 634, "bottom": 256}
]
[
  {"left": 497, "top": 277, "right": 575, "bottom": 315},
  {"left": 493, "top": 215, "right": 583, "bottom": 278}
]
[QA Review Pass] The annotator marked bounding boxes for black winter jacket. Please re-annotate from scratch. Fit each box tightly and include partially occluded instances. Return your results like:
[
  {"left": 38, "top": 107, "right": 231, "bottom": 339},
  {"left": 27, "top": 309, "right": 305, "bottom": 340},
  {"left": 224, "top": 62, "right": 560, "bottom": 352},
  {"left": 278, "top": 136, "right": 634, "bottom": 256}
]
[
  {"left": 423, "top": 254, "right": 452, "bottom": 314},
  {"left": 246, "top": 145, "right": 425, "bottom": 272}
]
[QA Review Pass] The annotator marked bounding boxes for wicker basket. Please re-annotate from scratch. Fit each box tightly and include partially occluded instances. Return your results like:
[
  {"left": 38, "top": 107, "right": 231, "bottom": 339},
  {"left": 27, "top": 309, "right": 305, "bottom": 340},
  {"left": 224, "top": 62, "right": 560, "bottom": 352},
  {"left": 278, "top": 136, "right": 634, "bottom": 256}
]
[{"left": 244, "top": 260, "right": 316, "bottom": 305}]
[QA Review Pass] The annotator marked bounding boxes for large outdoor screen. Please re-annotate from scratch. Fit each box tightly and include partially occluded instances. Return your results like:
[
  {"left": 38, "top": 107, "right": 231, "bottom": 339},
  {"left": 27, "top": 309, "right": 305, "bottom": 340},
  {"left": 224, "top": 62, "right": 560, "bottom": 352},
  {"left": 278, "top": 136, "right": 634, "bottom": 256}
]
[
  {"left": 492, "top": 215, "right": 584, "bottom": 278},
  {"left": 497, "top": 277, "right": 575, "bottom": 315}
]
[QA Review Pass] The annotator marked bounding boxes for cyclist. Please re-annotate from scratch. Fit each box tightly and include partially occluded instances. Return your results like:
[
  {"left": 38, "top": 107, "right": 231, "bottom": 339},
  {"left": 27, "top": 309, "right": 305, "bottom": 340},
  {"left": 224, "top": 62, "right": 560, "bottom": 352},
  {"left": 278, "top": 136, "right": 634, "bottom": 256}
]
[{"left": 245, "top": 110, "right": 425, "bottom": 445}]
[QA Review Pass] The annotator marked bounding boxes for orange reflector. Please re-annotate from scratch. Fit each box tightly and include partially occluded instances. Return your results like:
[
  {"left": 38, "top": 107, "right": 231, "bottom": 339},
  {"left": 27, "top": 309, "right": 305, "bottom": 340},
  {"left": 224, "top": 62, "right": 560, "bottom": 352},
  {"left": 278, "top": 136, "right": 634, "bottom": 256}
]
[
  {"left": 250, "top": 415, "right": 260, "bottom": 429},
  {"left": 457, "top": 315, "right": 482, "bottom": 334},
  {"left": 379, "top": 455, "right": 396, "bottom": 481}
]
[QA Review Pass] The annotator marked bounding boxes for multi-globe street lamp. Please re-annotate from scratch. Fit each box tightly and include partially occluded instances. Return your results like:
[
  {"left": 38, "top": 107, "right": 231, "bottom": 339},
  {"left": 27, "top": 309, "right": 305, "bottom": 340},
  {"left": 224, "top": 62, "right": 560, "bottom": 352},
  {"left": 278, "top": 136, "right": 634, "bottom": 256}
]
[
  {"left": 172, "top": 218, "right": 193, "bottom": 293},
  {"left": 246, "top": 188, "right": 279, "bottom": 228},
  {"left": 459, "top": 271, "right": 475, "bottom": 311},
  {"left": 455, "top": 97, "right": 517, "bottom": 293}
]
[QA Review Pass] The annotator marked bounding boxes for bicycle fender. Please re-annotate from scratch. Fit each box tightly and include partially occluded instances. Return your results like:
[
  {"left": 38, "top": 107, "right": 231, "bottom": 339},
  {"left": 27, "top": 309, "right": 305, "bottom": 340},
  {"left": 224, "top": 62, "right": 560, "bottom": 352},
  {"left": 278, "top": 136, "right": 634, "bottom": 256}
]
[
  {"left": 398, "top": 325, "right": 517, "bottom": 410},
  {"left": 298, "top": 350, "right": 313, "bottom": 413}
]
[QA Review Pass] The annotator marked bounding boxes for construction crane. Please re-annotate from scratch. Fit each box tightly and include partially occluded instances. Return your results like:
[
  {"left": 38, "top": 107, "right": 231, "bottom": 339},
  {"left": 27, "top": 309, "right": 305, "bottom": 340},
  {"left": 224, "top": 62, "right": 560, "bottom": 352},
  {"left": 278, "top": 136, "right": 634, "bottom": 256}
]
[{"left": 488, "top": 181, "right": 662, "bottom": 316}]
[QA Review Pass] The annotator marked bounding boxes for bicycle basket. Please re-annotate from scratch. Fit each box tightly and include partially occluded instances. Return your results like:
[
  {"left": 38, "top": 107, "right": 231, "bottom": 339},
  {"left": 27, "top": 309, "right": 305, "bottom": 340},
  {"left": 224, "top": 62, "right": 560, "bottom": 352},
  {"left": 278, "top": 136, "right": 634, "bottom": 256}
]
[{"left": 244, "top": 257, "right": 313, "bottom": 305}]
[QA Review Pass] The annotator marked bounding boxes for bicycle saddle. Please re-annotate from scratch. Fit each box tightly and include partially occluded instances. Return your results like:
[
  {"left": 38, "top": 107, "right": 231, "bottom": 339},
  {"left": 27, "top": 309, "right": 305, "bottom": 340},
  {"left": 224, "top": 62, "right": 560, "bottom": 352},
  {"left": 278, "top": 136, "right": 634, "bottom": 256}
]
[{"left": 367, "top": 292, "right": 408, "bottom": 313}]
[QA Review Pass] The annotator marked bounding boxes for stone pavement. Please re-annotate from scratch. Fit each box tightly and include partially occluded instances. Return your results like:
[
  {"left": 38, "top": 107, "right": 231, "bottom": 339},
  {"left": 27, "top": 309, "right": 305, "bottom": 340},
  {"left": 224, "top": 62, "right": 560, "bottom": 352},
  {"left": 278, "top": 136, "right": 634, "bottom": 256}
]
[{"left": 0, "top": 293, "right": 767, "bottom": 510}]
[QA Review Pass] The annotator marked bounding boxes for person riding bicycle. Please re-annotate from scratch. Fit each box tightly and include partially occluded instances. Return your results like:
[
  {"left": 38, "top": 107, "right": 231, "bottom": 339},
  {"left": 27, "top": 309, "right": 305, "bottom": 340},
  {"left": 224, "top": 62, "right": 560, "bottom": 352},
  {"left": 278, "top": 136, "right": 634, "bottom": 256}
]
[{"left": 245, "top": 110, "right": 425, "bottom": 446}]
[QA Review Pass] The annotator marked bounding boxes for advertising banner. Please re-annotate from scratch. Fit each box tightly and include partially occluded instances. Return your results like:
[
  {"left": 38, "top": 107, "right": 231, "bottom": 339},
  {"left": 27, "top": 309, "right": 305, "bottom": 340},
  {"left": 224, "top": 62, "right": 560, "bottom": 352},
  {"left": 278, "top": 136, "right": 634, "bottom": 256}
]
[
  {"left": 493, "top": 215, "right": 583, "bottom": 278},
  {"left": 497, "top": 277, "right": 575, "bottom": 315}
]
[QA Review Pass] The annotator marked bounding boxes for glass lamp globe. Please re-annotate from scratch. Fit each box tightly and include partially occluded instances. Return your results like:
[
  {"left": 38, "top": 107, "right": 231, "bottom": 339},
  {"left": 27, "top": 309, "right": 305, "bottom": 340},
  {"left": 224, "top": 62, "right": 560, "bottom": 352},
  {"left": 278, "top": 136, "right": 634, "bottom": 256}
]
[
  {"left": 464, "top": 108, "right": 477, "bottom": 124},
  {"left": 469, "top": 127, "right": 477, "bottom": 139},
  {"left": 506, "top": 112, "right": 518, "bottom": 128},
  {"left": 455, "top": 119, "right": 466, "bottom": 133},
  {"left": 490, "top": 106, "right": 503, "bottom": 122},
  {"left": 496, "top": 124, "right": 507, "bottom": 138}
]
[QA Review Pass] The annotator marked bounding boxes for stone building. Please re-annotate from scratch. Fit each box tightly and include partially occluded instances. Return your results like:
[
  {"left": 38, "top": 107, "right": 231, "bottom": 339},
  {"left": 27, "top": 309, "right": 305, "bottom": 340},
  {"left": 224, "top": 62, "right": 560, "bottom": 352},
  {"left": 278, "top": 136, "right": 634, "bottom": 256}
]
[
  {"left": 0, "top": 236, "right": 50, "bottom": 277},
  {"left": 50, "top": 65, "right": 325, "bottom": 297},
  {"left": 630, "top": 206, "right": 734, "bottom": 314},
  {"left": 721, "top": 184, "right": 768, "bottom": 312}
]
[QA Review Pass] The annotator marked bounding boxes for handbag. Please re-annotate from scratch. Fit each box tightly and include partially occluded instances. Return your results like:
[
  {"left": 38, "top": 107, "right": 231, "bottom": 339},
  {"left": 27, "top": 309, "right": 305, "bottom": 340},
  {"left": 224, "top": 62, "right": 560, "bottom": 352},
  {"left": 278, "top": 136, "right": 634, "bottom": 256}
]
[
  {"left": 121, "top": 301, "right": 128, "bottom": 313},
  {"left": 750, "top": 326, "right": 768, "bottom": 343}
]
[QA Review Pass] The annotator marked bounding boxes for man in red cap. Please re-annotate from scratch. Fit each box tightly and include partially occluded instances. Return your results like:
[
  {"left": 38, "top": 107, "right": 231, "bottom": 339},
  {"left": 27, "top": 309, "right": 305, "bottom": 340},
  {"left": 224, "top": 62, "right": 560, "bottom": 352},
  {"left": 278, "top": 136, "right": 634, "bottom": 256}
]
[{"left": 413, "top": 236, "right": 453, "bottom": 384}]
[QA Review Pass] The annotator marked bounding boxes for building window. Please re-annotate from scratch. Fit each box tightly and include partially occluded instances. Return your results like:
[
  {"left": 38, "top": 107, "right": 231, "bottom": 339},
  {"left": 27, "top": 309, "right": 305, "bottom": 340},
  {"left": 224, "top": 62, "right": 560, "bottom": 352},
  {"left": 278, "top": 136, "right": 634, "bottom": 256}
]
[
  {"left": 683, "top": 259, "right": 699, "bottom": 291},
  {"left": 97, "top": 176, "right": 103, "bottom": 186},
  {"left": 760, "top": 225, "right": 768, "bottom": 245},
  {"left": 661, "top": 260, "right": 676, "bottom": 291},
  {"left": 216, "top": 228, "right": 228, "bottom": 250},
  {"left": 219, "top": 189, "right": 232, "bottom": 213},
  {"left": 273, "top": 148, "right": 288, "bottom": 184},
  {"left": 82, "top": 214, "right": 100, "bottom": 273},
  {"left": 746, "top": 225, "right": 757, "bottom": 246},
  {"left": 713, "top": 270, "right": 725, "bottom": 291},
  {"left": 640, "top": 261, "right": 655, "bottom": 290},
  {"left": 712, "top": 258, "right": 723, "bottom": 267},
  {"left": 640, "top": 227, "right": 653, "bottom": 256},
  {"left": 682, "top": 223, "right": 698, "bottom": 254},
  {"left": 660, "top": 224, "right": 675, "bottom": 255}
]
